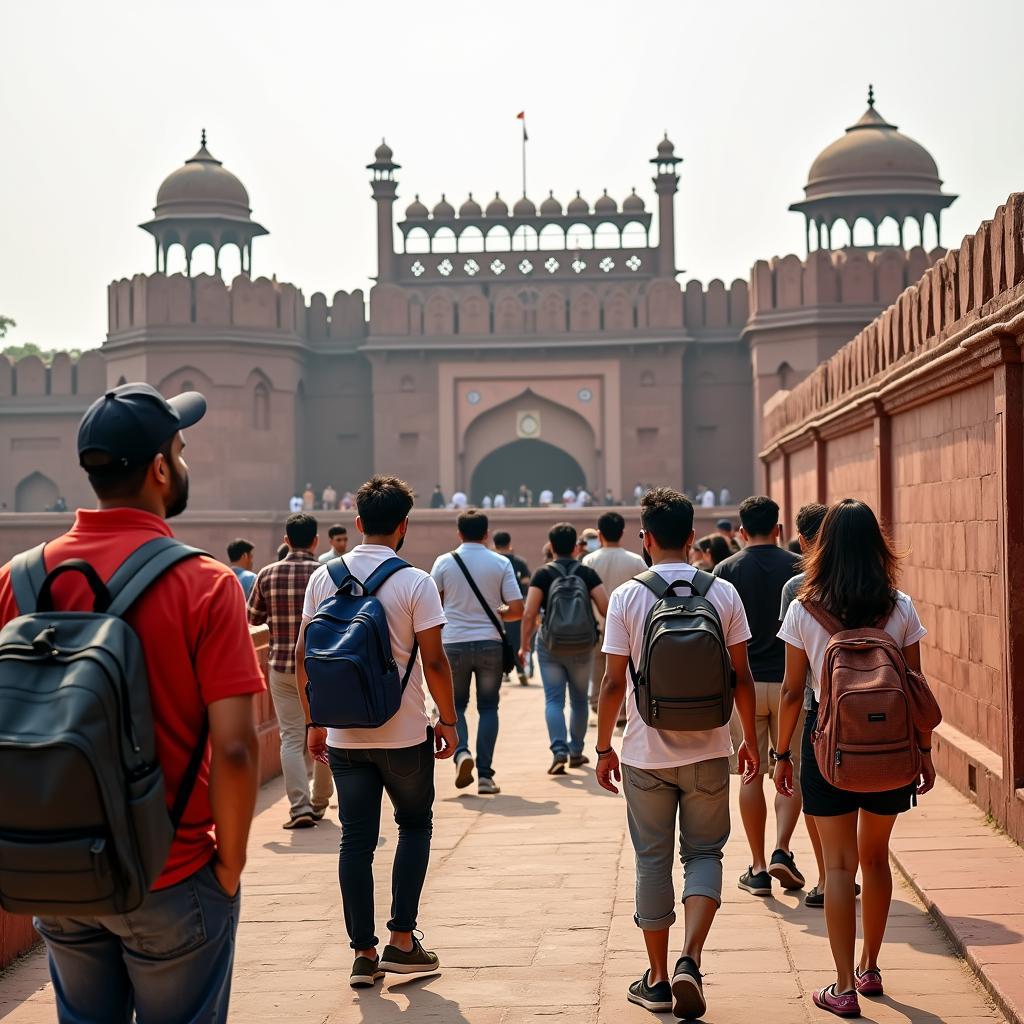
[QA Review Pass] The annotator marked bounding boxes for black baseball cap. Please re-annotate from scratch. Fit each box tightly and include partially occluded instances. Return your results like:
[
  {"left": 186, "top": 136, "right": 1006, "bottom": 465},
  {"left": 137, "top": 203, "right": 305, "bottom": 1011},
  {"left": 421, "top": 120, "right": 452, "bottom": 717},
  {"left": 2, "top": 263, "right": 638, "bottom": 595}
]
[
  {"left": 716, "top": 518, "right": 733, "bottom": 531},
  {"left": 78, "top": 382, "right": 206, "bottom": 473}
]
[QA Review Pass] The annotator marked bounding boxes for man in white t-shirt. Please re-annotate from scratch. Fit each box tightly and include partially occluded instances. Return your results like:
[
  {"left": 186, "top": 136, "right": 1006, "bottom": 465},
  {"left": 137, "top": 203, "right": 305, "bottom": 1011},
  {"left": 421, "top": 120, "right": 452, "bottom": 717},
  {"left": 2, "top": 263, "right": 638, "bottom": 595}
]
[
  {"left": 596, "top": 487, "right": 759, "bottom": 1020},
  {"left": 430, "top": 510, "right": 523, "bottom": 795},
  {"left": 450, "top": 491, "right": 468, "bottom": 509},
  {"left": 538, "top": 488, "right": 554, "bottom": 507},
  {"left": 288, "top": 493, "right": 303, "bottom": 513},
  {"left": 295, "top": 475, "right": 458, "bottom": 987}
]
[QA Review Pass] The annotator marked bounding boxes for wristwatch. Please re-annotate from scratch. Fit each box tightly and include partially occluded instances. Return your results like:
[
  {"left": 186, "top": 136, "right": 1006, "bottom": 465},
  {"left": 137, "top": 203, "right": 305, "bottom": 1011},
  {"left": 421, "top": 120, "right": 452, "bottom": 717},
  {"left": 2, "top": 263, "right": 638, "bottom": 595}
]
[{"left": 769, "top": 748, "right": 792, "bottom": 764}]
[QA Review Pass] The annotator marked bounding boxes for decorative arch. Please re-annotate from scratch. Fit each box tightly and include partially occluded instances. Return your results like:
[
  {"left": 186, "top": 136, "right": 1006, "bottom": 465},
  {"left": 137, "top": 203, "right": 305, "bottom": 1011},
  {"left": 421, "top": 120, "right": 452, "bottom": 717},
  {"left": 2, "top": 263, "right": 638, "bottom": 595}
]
[
  {"left": 594, "top": 222, "right": 620, "bottom": 249},
  {"left": 539, "top": 224, "right": 564, "bottom": 250},
  {"left": 156, "top": 365, "right": 213, "bottom": 397},
  {"left": 458, "top": 226, "right": 484, "bottom": 253},
  {"left": 566, "top": 223, "right": 593, "bottom": 250},
  {"left": 511, "top": 225, "right": 538, "bottom": 251},
  {"left": 15, "top": 471, "right": 59, "bottom": 513},
  {"left": 405, "top": 227, "right": 430, "bottom": 254},
  {"left": 433, "top": 227, "right": 456, "bottom": 254},
  {"left": 485, "top": 225, "right": 511, "bottom": 252}
]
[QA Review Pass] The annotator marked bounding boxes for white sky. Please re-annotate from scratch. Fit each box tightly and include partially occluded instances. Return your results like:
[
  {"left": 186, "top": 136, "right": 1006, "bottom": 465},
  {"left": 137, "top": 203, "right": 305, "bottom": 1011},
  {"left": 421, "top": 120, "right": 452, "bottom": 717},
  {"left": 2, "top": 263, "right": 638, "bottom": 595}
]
[{"left": 2, "top": 0, "right": 1021, "bottom": 351}]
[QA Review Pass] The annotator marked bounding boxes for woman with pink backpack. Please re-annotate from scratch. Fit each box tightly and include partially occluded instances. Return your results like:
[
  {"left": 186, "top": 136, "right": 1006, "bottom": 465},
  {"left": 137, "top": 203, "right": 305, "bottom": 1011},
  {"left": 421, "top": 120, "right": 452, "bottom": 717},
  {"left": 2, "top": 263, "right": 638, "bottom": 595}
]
[{"left": 773, "top": 499, "right": 940, "bottom": 1018}]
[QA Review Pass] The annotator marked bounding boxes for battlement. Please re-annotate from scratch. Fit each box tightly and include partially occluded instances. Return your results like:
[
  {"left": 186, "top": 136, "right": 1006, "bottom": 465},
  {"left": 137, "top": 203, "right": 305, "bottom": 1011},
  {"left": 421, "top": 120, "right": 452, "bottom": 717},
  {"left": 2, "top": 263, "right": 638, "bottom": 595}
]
[
  {"left": 107, "top": 273, "right": 366, "bottom": 343},
  {"left": 0, "top": 349, "right": 105, "bottom": 400},
  {"left": 762, "top": 193, "right": 1024, "bottom": 445},
  {"left": 682, "top": 278, "right": 749, "bottom": 332},
  {"left": 748, "top": 246, "right": 943, "bottom": 319}
]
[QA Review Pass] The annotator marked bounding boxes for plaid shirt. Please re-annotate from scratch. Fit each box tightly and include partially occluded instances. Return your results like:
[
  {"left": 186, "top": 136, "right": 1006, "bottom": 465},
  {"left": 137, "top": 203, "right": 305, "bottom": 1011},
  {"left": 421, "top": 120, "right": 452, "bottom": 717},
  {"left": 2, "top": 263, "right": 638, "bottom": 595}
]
[{"left": 247, "top": 549, "right": 321, "bottom": 673}]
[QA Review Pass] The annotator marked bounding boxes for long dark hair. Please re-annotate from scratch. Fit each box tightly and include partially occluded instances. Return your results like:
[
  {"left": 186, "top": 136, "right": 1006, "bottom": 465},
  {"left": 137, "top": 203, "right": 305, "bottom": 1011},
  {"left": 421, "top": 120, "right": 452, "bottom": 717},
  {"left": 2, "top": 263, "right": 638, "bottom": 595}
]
[
  {"left": 697, "top": 534, "right": 731, "bottom": 566},
  {"left": 798, "top": 499, "right": 899, "bottom": 628}
]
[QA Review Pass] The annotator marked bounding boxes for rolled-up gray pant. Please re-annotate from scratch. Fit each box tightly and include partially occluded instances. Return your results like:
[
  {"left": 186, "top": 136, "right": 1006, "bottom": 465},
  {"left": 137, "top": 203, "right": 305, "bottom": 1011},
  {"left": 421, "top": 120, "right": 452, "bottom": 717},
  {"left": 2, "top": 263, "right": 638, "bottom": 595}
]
[{"left": 622, "top": 758, "right": 731, "bottom": 929}]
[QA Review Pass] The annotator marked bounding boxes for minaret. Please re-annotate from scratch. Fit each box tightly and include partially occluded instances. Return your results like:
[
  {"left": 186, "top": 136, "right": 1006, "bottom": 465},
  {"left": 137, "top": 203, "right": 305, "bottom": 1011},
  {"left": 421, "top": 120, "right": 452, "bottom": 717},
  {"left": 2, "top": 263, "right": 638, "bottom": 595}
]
[
  {"left": 367, "top": 139, "right": 400, "bottom": 283},
  {"left": 650, "top": 133, "right": 682, "bottom": 278}
]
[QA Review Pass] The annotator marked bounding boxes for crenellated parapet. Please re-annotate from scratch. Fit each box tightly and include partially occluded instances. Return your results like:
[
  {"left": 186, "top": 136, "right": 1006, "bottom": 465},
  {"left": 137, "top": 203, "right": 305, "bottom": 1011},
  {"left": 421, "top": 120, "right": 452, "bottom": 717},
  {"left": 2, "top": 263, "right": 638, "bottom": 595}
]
[
  {"left": 0, "top": 349, "right": 106, "bottom": 400},
  {"left": 106, "top": 273, "right": 366, "bottom": 343},
  {"left": 748, "top": 246, "right": 942, "bottom": 319},
  {"left": 762, "top": 193, "right": 1024, "bottom": 446},
  {"left": 682, "top": 278, "right": 749, "bottom": 332}
]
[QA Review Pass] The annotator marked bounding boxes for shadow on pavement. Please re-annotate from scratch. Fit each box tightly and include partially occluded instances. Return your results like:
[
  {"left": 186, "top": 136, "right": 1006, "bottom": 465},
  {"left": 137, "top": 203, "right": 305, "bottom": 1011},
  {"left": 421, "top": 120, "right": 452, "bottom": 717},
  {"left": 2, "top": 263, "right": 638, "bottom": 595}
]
[
  {"left": 354, "top": 975, "right": 470, "bottom": 1022},
  {"left": 441, "top": 793, "right": 559, "bottom": 816}
]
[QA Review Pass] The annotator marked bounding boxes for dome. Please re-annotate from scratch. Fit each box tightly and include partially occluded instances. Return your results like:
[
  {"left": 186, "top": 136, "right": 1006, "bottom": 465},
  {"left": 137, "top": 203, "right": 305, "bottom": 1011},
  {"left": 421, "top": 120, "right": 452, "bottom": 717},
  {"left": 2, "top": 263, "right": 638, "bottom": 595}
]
[
  {"left": 485, "top": 192, "right": 509, "bottom": 217},
  {"left": 405, "top": 194, "right": 429, "bottom": 219},
  {"left": 567, "top": 191, "right": 589, "bottom": 216},
  {"left": 374, "top": 139, "right": 394, "bottom": 163},
  {"left": 656, "top": 133, "right": 676, "bottom": 160},
  {"left": 801, "top": 94, "right": 945, "bottom": 202},
  {"left": 153, "top": 133, "right": 252, "bottom": 220},
  {"left": 540, "top": 191, "right": 562, "bottom": 216},
  {"left": 432, "top": 194, "right": 455, "bottom": 219},
  {"left": 513, "top": 194, "right": 537, "bottom": 217},
  {"left": 459, "top": 193, "right": 482, "bottom": 217},
  {"left": 594, "top": 189, "right": 617, "bottom": 214},
  {"left": 622, "top": 188, "right": 645, "bottom": 213}
]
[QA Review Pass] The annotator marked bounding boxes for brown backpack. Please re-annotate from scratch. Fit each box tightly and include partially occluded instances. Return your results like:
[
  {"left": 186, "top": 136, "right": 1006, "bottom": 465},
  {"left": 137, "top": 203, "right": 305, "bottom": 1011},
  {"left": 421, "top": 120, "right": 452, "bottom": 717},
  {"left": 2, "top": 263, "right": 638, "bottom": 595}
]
[{"left": 805, "top": 602, "right": 942, "bottom": 793}]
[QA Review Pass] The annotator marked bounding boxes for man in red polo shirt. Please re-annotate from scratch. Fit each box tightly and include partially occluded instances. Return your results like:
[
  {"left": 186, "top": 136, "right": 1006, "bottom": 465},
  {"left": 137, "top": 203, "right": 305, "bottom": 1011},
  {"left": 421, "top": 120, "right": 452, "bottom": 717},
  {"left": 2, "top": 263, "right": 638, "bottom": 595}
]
[{"left": 0, "top": 383, "right": 264, "bottom": 1024}]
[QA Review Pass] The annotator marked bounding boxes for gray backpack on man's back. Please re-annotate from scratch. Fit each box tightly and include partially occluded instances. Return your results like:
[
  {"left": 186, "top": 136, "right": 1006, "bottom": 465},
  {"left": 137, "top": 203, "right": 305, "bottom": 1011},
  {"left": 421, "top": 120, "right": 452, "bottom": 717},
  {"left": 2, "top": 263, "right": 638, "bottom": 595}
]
[
  {"left": 0, "top": 537, "right": 206, "bottom": 916},
  {"left": 629, "top": 568, "right": 735, "bottom": 731},
  {"left": 540, "top": 560, "right": 597, "bottom": 656}
]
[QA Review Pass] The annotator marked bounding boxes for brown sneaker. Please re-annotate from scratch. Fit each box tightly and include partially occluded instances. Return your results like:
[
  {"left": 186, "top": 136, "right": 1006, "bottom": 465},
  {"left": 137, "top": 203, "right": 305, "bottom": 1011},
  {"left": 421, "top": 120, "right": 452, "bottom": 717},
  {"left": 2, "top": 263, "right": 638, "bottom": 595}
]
[
  {"left": 350, "top": 955, "right": 383, "bottom": 988},
  {"left": 283, "top": 811, "right": 316, "bottom": 829},
  {"left": 380, "top": 933, "right": 440, "bottom": 976}
]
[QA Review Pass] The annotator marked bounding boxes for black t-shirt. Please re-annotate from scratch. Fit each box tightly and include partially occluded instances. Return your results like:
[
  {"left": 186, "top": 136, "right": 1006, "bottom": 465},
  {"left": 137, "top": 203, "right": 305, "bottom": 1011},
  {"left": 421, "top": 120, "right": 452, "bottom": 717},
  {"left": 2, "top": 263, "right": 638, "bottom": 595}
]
[
  {"left": 529, "top": 558, "right": 602, "bottom": 611},
  {"left": 713, "top": 544, "right": 800, "bottom": 682},
  {"left": 502, "top": 552, "right": 531, "bottom": 596}
]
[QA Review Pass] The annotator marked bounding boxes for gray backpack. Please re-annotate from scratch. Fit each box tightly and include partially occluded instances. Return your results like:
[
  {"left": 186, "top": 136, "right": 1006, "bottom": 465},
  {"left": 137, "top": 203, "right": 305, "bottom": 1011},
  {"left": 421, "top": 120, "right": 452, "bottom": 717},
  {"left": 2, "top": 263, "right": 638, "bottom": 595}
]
[
  {"left": 629, "top": 569, "right": 735, "bottom": 731},
  {"left": 0, "top": 536, "right": 206, "bottom": 916},
  {"left": 540, "top": 560, "right": 597, "bottom": 655}
]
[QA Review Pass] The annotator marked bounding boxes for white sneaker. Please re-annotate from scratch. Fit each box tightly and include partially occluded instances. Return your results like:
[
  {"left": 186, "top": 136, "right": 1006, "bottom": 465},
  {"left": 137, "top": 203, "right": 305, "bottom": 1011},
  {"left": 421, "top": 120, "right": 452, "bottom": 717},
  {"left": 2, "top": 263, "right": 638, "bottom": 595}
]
[{"left": 477, "top": 777, "right": 500, "bottom": 795}]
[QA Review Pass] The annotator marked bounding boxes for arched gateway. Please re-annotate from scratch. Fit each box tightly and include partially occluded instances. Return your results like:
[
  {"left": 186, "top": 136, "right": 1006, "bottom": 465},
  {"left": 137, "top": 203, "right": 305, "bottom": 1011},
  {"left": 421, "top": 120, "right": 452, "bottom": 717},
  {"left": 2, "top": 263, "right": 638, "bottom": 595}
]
[{"left": 470, "top": 439, "right": 586, "bottom": 504}]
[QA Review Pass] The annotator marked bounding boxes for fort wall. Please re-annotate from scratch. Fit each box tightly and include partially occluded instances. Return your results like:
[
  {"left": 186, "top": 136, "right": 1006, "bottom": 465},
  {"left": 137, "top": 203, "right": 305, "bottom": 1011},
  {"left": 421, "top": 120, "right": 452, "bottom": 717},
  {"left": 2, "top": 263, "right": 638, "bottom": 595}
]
[{"left": 760, "top": 192, "right": 1024, "bottom": 840}]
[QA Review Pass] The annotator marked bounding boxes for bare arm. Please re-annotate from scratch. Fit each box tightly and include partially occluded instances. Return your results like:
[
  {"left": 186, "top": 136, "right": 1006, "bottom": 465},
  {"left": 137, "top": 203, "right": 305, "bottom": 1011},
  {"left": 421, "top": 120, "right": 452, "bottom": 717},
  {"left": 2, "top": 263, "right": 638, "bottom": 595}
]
[
  {"left": 595, "top": 653, "right": 628, "bottom": 793},
  {"left": 500, "top": 597, "right": 524, "bottom": 622},
  {"left": 727, "top": 640, "right": 760, "bottom": 781},
  {"left": 590, "top": 584, "right": 609, "bottom": 619},
  {"left": 903, "top": 641, "right": 935, "bottom": 793},
  {"left": 416, "top": 624, "right": 458, "bottom": 759},
  {"left": 518, "top": 586, "right": 544, "bottom": 660},
  {"left": 207, "top": 694, "right": 260, "bottom": 895}
]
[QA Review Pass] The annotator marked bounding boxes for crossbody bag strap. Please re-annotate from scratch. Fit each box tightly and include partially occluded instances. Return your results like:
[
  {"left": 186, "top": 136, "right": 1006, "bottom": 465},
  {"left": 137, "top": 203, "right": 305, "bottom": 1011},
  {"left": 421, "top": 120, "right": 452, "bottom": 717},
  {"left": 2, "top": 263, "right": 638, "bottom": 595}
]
[
  {"left": 450, "top": 552, "right": 509, "bottom": 643},
  {"left": 10, "top": 542, "right": 48, "bottom": 614}
]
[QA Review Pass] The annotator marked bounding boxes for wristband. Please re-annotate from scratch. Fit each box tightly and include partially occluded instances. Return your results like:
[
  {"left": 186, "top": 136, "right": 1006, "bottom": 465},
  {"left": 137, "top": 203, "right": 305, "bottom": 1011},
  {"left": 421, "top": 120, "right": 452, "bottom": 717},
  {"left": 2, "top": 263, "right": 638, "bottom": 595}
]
[
  {"left": 305, "top": 722, "right": 320, "bottom": 731},
  {"left": 438, "top": 718, "right": 457, "bottom": 728},
  {"left": 596, "top": 746, "right": 614, "bottom": 758},
  {"left": 769, "top": 748, "right": 792, "bottom": 763},
  {"left": 918, "top": 746, "right": 932, "bottom": 753}
]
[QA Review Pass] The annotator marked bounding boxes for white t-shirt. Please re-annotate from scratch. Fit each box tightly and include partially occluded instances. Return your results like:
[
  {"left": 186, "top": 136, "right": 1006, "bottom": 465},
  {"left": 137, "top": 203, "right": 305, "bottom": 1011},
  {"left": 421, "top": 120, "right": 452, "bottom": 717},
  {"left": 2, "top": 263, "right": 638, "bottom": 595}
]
[
  {"left": 576, "top": 489, "right": 590, "bottom": 507},
  {"left": 481, "top": 495, "right": 493, "bottom": 508},
  {"left": 562, "top": 488, "right": 577, "bottom": 505},
  {"left": 430, "top": 543, "right": 521, "bottom": 645},
  {"left": 288, "top": 495, "right": 303, "bottom": 512},
  {"left": 778, "top": 590, "right": 927, "bottom": 702},
  {"left": 700, "top": 490, "right": 715, "bottom": 507},
  {"left": 602, "top": 562, "right": 752, "bottom": 769},
  {"left": 302, "top": 544, "right": 447, "bottom": 749},
  {"left": 493, "top": 493, "right": 506, "bottom": 508},
  {"left": 538, "top": 489, "right": 553, "bottom": 506},
  {"left": 450, "top": 492, "right": 468, "bottom": 509}
]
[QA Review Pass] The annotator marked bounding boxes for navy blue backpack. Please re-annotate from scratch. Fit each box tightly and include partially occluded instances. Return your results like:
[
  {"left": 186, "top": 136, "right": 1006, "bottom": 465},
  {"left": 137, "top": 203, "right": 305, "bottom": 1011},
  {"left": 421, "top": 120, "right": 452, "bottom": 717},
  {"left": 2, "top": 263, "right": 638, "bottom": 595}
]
[{"left": 303, "top": 556, "right": 417, "bottom": 729}]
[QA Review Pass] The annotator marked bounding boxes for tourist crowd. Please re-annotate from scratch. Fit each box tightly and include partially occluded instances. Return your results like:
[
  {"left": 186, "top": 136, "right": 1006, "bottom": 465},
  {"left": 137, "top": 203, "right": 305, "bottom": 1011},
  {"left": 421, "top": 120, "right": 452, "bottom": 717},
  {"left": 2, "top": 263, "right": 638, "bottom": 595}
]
[{"left": 0, "top": 380, "right": 940, "bottom": 1023}]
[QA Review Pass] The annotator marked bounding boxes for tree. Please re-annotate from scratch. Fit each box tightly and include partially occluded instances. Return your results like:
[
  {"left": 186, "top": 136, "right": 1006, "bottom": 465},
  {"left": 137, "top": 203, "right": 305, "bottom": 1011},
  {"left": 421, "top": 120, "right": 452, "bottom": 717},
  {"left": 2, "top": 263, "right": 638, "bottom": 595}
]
[{"left": 0, "top": 315, "right": 14, "bottom": 339}]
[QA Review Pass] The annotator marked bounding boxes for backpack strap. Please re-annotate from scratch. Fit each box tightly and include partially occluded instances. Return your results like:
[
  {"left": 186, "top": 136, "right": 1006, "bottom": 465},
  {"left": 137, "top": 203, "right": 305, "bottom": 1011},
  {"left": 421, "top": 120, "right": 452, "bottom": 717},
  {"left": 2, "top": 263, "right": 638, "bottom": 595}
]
[
  {"left": 326, "top": 555, "right": 360, "bottom": 592},
  {"left": 105, "top": 537, "right": 207, "bottom": 618},
  {"left": 169, "top": 718, "right": 210, "bottom": 831},
  {"left": 450, "top": 551, "right": 509, "bottom": 644},
  {"left": 360, "top": 556, "right": 419, "bottom": 693},
  {"left": 547, "top": 560, "right": 568, "bottom": 577},
  {"left": 631, "top": 569, "right": 671, "bottom": 599},
  {"left": 10, "top": 542, "right": 48, "bottom": 614},
  {"left": 688, "top": 568, "right": 716, "bottom": 598},
  {"left": 803, "top": 600, "right": 845, "bottom": 637}
]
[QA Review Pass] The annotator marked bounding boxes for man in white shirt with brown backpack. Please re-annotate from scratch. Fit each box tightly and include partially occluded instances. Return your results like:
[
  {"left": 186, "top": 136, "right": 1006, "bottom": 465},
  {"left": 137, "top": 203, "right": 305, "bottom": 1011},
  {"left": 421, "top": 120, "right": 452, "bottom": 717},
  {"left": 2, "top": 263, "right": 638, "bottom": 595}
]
[{"left": 596, "top": 487, "right": 760, "bottom": 1021}]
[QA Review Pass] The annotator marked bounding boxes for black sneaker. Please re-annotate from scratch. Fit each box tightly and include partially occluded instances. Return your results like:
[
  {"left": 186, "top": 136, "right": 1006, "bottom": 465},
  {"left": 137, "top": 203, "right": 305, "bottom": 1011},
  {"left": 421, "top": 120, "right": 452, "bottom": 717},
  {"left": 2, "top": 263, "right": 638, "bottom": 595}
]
[
  {"left": 548, "top": 755, "right": 568, "bottom": 775},
  {"left": 569, "top": 753, "right": 590, "bottom": 768},
  {"left": 454, "top": 753, "right": 475, "bottom": 789},
  {"left": 350, "top": 954, "right": 384, "bottom": 988},
  {"left": 627, "top": 970, "right": 672, "bottom": 1012},
  {"left": 379, "top": 933, "right": 440, "bottom": 976},
  {"left": 768, "top": 848, "right": 805, "bottom": 890},
  {"left": 738, "top": 866, "right": 772, "bottom": 896},
  {"left": 671, "top": 956, "right": 706, "bottom": 1020},
  {"left": 805, "top": 882, "right": 861, "bottom": 908}
]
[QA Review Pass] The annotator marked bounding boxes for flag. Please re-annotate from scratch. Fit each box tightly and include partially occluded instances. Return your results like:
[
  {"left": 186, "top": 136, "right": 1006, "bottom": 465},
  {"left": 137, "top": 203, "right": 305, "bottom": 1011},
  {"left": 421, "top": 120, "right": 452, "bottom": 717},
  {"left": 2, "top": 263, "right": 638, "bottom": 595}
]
[{"left": 516, "top": 110, "right": 528, "bottom": 142}]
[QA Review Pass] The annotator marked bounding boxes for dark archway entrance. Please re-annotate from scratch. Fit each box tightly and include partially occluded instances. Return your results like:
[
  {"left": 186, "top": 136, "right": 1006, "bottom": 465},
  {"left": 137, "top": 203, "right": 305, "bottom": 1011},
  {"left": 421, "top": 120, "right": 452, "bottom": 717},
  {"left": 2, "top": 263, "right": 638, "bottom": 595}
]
[{"left": 470, "top": 439, "right": 586, "bottom": 504}]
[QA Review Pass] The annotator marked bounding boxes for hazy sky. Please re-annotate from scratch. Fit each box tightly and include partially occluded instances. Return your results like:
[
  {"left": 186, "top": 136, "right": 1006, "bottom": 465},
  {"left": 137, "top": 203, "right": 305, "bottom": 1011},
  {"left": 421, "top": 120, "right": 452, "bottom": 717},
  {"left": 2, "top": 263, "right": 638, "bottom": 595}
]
[{"left": 2, "top": 0, "right": 1021, "bottom": 351}]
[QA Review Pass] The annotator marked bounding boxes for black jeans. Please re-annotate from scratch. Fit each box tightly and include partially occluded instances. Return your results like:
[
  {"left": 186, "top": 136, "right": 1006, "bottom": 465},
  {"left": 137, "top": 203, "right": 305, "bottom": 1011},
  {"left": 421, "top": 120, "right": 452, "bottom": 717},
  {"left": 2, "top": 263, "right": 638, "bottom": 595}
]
[{"left": 328, "top": 730, "right": 435, "bottom": 949}]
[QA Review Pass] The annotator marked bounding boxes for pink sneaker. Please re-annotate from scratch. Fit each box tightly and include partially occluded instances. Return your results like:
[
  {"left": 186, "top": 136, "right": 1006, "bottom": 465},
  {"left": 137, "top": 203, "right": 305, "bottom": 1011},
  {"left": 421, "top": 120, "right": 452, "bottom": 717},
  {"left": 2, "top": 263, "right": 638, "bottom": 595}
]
[
  {"left": 854, "top": 968, "right": 883, "bottom": 997},
  {"left": 813, "top": 984, "right": 861, "bottom": 1018}
]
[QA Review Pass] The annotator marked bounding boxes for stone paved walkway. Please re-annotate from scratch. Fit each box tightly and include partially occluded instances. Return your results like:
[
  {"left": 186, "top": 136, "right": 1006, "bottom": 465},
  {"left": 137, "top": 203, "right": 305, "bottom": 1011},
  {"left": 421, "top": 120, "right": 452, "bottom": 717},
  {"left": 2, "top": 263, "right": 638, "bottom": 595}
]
[{"left": 0, "top": 684, "right": 1005, "bottom": 1023}]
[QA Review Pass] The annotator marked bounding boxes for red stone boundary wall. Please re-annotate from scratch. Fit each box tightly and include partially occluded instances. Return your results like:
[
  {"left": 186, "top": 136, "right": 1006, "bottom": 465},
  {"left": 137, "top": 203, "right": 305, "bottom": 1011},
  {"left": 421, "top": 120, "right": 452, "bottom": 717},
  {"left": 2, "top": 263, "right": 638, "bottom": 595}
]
[
  {"left": 761, "top": 192, "right": 1024, "bottom": 843},
  {"left": 0, "top": 626, "right": 281, "bottom": 971}
]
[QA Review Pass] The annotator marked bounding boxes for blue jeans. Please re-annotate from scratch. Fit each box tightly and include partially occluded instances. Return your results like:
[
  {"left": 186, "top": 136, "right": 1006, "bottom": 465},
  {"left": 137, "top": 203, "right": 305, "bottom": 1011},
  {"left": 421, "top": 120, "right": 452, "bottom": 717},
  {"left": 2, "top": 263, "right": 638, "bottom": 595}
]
[
  {"left": 446, "top": 640, "right": 503, "bottom": 779},
  {"left": 537, "top": 645, "right": 594, "bottom": 757},
  {"left": 33, "top": 861, "right": 240, "bottom": 1023},
  {"left": 329, "top": 730, "right": 434, "bottom": 949}
]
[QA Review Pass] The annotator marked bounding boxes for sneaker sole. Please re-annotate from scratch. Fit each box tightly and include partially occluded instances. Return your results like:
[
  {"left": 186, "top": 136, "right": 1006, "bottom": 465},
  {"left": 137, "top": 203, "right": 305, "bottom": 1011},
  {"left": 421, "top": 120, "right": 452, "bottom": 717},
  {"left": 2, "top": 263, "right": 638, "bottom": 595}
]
[
  {"left": 379, "top": 961, "right": 441, "bottom": 976},
  {"left": 738, "top": 879, "right": 772, "bottom": 896},
  {"left": 350, "top": 971, "right": 384, "bottom": 988},
  {"left": 455, "top": 757, "right": 475, "bottom": 789},
  {"left": 627, "top": 990, "right": 672, "bottom": 1012},
  {"left": 671, "top": 974, "right": 706, "bottom": 1020},
  {"left": 477, "top": 786, "right": 500, "bottom": 795},
  {"left": 768, "top": 863, "right": 805, "bottom": 890},
  {"left": 548, "top": 761, "right": 567, "bottom": 775},
  {"left": 812, "top": 991, "right": 860, "bottom": 1017}
]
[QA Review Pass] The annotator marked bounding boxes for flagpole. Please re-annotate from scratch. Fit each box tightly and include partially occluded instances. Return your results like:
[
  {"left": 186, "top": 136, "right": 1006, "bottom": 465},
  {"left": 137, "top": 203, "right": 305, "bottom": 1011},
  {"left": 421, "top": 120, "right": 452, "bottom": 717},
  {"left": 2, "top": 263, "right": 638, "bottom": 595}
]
[{"left": 521, "top": 117, "right": 527, "bottom": 197}]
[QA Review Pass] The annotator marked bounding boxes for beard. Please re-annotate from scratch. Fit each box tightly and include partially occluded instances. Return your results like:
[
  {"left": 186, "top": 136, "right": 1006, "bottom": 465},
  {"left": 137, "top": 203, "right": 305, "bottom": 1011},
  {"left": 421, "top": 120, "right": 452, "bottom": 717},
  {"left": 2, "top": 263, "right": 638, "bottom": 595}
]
[
  {"left": 165, "top": 461, "right": 190, "bottom": 519},
  {"left": 641, "top": 545, "right": 652, "bottom": 567},
  {"left": 395, "top": 535, "right": 405, "bottom": 553}
]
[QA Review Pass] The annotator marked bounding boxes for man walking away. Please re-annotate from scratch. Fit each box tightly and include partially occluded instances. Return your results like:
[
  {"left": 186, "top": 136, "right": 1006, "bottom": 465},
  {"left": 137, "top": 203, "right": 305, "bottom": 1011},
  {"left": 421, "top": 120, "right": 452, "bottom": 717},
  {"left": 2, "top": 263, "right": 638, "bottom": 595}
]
[
  {"left": 584, "top": 511, "right": 647, "bottom": 715},
  {"left": 716, "top": 518, "right": 741, "bottom": 553},
  {"left": 519, "top": 523, "right": 608, "bottom": 774},
  {"left": 596, "top": 488, "right": 759, "bottom": 1020},
  {"left": 0, "top": 382, "right": 263, "bottom": 1022},
  {"left": 227, "top": 537, "right": 257, "bottom": 599},
  {"left": 493, "top": 530, "right": 531, "bottom": 685},
  {"left": 248, "top": 513, "right": 333, "bottom": 828},
  {"left": 319, "top": 524, "right": 349, "bottom": 563},
  {"left": 297, "top": 476, "right": 459, "bottom": 987},
  {"left": 713, "top": 495, "right": 801, "bottom": 897},
  {"left": 431, "top": 511, "right": 524, "bottom": 794},
  {"left": 430, "top": 485, "right": 446, "bottom": 509}
]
